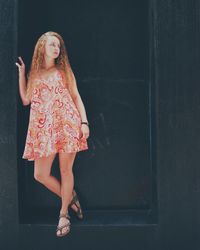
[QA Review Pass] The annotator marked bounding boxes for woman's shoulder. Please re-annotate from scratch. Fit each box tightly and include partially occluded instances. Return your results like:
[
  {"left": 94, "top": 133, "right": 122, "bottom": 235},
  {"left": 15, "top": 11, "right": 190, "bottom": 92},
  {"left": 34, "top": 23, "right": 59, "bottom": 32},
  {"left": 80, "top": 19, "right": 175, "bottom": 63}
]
[
  {"left": 31, "top": 72, "right": 40, "bottom": 79},
  {"left": 57, "top": 69, "right": 65, "bottom": 77},
  {"left": 57, "top": 69, "right": 67, "bottom": 82}
]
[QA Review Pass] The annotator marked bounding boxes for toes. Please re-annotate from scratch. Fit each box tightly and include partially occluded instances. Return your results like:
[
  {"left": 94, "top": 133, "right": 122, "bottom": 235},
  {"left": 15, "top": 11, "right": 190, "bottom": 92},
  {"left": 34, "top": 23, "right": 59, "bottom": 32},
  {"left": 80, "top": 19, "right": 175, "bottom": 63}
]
[
  {"left": 56, "top": 216, "right": 70, "bottom": 236},
  {"left": 71, "top": 204, "right": 78, "bottom": 212},
  {"left": 57, "top": 227, "right": 68, "bottom": 236},
  {"left": 57, "top": 229, "right": 61, "bottom": 236},
  {"left": 62, "top": 227, "right": 67, "bottom": 234}
]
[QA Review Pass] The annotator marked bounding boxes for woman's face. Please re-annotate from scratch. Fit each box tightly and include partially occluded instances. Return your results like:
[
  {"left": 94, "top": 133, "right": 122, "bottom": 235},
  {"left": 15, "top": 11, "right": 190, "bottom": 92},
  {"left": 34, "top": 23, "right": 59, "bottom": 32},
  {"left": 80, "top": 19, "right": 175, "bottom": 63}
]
[{"left": 44, "top": 35, "right": 60, "bottom": 59}]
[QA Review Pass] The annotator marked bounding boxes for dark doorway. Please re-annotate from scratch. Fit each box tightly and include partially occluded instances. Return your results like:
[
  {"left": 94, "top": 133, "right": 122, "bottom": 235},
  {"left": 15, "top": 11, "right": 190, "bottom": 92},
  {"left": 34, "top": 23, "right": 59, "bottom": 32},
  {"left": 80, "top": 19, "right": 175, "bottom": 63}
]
[{"left": 17, "top": 0, "right": 156, "bottom": 227}]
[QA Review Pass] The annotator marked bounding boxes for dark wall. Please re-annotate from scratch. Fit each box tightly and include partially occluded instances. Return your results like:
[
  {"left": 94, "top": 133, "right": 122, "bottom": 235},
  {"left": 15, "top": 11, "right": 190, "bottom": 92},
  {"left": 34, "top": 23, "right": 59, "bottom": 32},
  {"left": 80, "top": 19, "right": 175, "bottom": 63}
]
[
  {"left": 153, "top": 0, "right": 200, "bottom": 249},
  {"left": 0, "top": 0, "right": 18, "bottom": 249}
]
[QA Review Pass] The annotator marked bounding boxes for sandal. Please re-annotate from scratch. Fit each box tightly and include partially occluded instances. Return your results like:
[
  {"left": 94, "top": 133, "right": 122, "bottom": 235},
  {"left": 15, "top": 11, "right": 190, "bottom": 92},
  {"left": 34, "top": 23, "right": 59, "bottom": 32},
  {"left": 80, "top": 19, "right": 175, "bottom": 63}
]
[
  {"left": 69, "top": 189, "right": 83, "bottom": 219},
  {"left": 56, "top": 213, "right": 71, "bottom": 237}
]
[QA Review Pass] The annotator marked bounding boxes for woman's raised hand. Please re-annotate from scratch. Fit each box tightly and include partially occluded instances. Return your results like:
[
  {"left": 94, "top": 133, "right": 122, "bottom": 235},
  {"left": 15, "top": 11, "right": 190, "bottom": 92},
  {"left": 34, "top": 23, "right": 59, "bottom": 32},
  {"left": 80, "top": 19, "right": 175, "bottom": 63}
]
[{"left": 15, "top": 56, "right": 25, "bottom": 75}]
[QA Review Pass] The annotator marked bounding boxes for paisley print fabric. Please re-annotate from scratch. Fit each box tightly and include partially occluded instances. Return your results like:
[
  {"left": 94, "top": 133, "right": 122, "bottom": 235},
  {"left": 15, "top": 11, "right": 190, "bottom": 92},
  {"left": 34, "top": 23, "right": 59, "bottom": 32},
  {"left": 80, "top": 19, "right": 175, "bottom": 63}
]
[{"left": 22, "top": 70, "right": 88, "bottom": 161}]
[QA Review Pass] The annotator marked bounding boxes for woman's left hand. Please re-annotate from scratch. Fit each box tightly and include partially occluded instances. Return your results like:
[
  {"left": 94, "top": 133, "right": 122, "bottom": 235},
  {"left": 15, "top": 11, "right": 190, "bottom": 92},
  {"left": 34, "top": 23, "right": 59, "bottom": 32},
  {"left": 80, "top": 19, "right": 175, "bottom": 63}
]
[{"left": 80, "top": 124, "right": 90, "bottom": 140}]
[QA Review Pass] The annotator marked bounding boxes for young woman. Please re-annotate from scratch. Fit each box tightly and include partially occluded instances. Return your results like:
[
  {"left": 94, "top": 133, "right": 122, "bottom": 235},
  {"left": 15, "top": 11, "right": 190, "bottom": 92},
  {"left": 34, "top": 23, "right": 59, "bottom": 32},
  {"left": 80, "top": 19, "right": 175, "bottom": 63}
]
[{"left": 16, "top": 31, "right": 90, "bottom": 237}]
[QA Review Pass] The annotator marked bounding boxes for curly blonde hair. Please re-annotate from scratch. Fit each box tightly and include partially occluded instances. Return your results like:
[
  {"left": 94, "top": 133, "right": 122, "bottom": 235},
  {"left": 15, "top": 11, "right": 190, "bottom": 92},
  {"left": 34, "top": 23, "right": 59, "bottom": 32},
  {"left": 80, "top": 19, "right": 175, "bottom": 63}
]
[{"left": 26, "top": 31, "right": 74, "bottom": 101}]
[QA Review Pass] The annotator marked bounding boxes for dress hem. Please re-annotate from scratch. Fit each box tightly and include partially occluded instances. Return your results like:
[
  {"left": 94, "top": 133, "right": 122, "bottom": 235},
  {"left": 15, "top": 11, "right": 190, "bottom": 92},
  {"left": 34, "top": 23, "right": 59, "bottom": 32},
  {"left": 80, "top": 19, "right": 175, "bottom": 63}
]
[{"left": 22, "top": 147, "right": 88, "bottom": 162}]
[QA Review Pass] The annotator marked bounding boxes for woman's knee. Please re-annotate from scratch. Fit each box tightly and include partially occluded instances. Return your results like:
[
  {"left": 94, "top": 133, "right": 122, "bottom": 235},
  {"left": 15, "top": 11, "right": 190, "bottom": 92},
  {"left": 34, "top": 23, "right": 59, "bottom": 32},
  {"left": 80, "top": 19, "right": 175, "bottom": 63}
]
[
  {"left": 59, "top": 166, "right": 72, "bottom": 177},
  {"left": 59, "top": 152, "right": 76, "bottom": 177},
  {"left": 34, "top": 171, "right": 47, "bottom": 182},
  {"left": 34, "top": 154, "right": 55, "bottom": 182},
  {"left": 34, "top": 164, "right": 48, "bottom": 182}
]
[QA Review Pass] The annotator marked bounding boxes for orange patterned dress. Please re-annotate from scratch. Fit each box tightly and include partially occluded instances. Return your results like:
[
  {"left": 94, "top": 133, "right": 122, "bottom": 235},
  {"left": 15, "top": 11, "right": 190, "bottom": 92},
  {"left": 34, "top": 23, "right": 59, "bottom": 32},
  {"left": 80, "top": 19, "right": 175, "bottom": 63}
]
[{"left": 22, "top": 69, "right": 88, "bottom": 161}]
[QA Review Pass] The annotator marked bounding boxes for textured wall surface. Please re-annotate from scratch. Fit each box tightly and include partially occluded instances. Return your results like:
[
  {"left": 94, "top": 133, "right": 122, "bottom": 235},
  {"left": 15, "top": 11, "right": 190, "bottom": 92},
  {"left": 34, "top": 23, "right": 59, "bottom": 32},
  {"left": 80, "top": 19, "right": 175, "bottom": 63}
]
[
  {"left": 153, "top": 0, "right": 200, "bottom": 249},
  {"left": 0, "top": 0, "right": 19, "bottom": 249}
]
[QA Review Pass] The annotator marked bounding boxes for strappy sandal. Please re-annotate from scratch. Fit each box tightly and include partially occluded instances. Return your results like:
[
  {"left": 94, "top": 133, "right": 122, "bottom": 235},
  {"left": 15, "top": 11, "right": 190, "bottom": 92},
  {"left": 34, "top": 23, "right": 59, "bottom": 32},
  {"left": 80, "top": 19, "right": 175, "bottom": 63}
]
[
  {"left": 56, "top": 213, "right": 71, "bottom": 237},
  {"left": 69, "top": 190, "right": 83, "bottom": 219}
]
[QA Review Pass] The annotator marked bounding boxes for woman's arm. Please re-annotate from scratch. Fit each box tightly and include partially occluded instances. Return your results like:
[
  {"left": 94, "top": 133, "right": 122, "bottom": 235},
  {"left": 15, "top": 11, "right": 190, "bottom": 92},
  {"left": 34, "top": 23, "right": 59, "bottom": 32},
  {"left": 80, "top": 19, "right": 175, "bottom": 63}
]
[
  {"left": 71, "top": 76, "right": 90, "bottom": 139},
  {"left": 16, "top": 57, "right": 30, "bottom": 106},
  {"left": 69, "top": 71, "right": 89, "bottom": 123},
  {"left": 18, "top": 73, "right": 30, "bottom": 106}
]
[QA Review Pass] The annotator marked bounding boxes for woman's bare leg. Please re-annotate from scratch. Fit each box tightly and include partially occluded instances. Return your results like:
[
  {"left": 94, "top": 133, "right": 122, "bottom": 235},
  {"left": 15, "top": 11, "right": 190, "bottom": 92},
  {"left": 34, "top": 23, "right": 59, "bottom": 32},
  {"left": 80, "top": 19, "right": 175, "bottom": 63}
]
[
  {"left": 34, "top": 153, "right": 62, "bottom": 196},
  {"left": 34, "top": 153, "right": 79, "bottom": 212},
  {"left": 58, "top": 151, "right": 77, "bottom": 214},
  {"left": 34, "top": 152, "right": 78, "bottom": 236},
  {"left": 56, "top": 152, "right": 76, "bottom": 236}
]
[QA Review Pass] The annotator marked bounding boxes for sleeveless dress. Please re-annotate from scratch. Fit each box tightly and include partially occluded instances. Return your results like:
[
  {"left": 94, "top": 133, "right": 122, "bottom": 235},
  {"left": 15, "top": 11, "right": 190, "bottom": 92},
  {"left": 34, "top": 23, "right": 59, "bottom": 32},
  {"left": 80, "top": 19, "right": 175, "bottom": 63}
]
[{"left": 22, "top": 69, "right": 88, "bottom": 161}]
